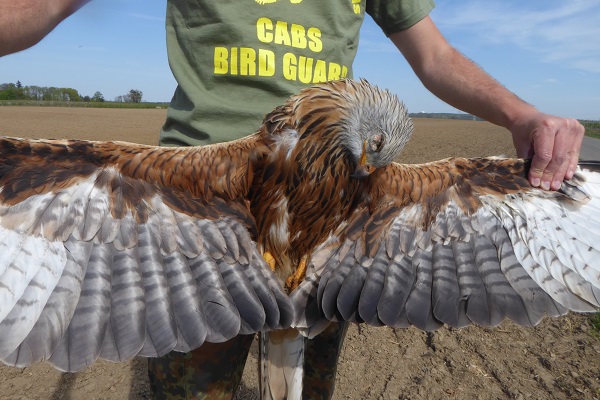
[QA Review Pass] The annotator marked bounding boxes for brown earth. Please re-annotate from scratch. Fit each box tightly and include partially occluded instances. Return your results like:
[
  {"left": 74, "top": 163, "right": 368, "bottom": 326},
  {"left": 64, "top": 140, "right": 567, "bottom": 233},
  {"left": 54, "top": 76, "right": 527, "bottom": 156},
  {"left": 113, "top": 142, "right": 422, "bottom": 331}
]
[{"left": 0, "top": 106, "right": 598, "bottom": 400}]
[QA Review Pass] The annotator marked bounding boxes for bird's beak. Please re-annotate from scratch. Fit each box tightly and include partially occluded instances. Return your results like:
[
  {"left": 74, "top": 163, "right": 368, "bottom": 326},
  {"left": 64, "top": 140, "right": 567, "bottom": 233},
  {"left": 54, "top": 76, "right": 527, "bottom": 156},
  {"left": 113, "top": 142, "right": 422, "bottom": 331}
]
[{"left": 351, "top": 140, "right": 375, "bottom": 179}]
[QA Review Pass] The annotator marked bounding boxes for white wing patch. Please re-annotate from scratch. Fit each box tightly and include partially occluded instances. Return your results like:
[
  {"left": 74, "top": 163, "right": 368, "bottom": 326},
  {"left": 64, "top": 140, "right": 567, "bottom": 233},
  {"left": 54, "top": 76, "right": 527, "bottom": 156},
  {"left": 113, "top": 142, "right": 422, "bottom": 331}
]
[
  {"left": 0, "top": 230, "right": 67, "bottom": 356},
  {"left": 0, "top": 170, "right": 293, "bottom": 371},
  {"left": 292, "top": 165, "right": 600, "bottom": 335},
  {"left": 488, "top": 167, "right": 600, "bottom": 311}
]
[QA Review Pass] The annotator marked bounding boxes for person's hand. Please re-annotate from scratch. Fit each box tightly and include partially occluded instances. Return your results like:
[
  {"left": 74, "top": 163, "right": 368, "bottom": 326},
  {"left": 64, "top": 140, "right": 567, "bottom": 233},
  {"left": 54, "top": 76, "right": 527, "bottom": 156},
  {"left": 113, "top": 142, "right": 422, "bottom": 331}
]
[{"left": 510, "top": 112, "right": 584, "bottom": 191}]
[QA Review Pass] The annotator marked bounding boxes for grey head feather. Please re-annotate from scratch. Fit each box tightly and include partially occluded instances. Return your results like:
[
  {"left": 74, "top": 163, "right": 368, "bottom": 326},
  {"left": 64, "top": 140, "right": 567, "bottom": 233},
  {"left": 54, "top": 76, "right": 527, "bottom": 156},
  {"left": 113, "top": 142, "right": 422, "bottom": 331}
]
[{"left": 339, "top": 79, "right": 413, "bottom": 168}]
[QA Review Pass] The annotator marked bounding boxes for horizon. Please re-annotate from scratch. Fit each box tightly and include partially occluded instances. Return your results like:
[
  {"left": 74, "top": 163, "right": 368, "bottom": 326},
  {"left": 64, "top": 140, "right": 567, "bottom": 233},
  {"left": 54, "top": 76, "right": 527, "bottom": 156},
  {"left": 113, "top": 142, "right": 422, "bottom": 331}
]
[{"left": 0, "top": 0, "right": 598, "bottom": 120}]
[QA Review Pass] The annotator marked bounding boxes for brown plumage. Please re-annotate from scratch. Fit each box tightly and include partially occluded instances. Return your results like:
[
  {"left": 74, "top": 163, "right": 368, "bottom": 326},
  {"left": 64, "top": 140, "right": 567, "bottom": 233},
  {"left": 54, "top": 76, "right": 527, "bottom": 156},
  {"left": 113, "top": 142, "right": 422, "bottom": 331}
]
[{"left": 0, "top": 80, "right": 598, "bottom": 399}]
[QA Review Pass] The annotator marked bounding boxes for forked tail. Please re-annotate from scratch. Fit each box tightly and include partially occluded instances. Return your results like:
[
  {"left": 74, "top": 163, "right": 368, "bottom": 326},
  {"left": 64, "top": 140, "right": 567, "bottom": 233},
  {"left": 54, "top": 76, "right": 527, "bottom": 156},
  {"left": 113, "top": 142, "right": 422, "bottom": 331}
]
[{"left": 260, "top": 328, "right": 305, "bottom": 400}]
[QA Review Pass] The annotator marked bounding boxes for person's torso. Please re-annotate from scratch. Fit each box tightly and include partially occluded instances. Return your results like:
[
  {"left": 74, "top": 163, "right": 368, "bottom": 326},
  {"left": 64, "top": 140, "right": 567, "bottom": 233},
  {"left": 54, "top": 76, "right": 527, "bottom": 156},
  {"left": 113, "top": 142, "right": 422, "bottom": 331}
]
[{"left": 162, "top": 0, "right": 366, "bottom": 146}]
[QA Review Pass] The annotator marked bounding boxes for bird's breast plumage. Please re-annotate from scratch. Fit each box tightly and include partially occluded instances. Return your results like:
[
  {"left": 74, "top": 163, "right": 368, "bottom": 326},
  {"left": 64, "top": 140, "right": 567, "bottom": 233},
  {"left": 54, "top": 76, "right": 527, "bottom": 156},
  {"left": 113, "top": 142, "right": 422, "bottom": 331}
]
[{"left": 249, "top": 126, "right": 368, "bottom": 283}]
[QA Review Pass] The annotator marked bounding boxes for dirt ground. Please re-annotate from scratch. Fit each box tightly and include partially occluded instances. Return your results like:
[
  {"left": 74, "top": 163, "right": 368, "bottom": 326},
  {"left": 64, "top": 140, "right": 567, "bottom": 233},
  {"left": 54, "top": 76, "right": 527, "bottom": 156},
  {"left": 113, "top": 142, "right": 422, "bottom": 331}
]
[{"left": 0, "top": 106, "right": 598, "bottom": 400}]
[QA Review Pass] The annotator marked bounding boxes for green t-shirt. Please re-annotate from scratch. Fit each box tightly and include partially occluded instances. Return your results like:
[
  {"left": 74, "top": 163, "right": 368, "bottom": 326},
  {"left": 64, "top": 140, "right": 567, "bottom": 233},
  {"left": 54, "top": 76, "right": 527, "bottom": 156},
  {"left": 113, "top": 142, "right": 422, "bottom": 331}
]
[{"left": 160, "top": 0, "right": 435, "bottom": 146}]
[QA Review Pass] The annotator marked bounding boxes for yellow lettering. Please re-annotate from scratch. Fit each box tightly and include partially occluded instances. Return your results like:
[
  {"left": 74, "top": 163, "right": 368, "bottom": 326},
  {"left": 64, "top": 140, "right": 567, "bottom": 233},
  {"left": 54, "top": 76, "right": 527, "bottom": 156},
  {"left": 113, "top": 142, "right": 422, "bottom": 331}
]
[
  {"left": 274, "top": 21, "right": 291, "bottom": 46},
  {"left": 312, "top": 60, "right": 327, "bottom": 83},
  {"left": 230, "top": 47, "right": 238, "bottom": 75},
  {"left": 307, "top": 28, "right": 322, "bottom": 52},
  {"left": 214, "top": 47, "right": 228, "bottom": 74},
  {"left": 283, "top": 53, "right": 297, "bottom": 80},
  {"left": 290, "top": 24, "right": 307, "bottom": 49},
  {"left": 239, "top": 48, "right": 256, "bottom": 76},
  {"left": 259, "top": 49, "right": 275, "bottom": 76},
  {"left": 259, "top": 19, "right": 321, "bottom": 52},
  {"left": 298, "top": 56, "right": 313, "bottom": 84},
  {"left": 217, "top": 45, "right": 346, "bottom": 81},
  {"left": 327, "top": 62, "right": 341, "bottom": 80},
  {"left": 256, "top": 17, "right": 273, "bottom": 43}
]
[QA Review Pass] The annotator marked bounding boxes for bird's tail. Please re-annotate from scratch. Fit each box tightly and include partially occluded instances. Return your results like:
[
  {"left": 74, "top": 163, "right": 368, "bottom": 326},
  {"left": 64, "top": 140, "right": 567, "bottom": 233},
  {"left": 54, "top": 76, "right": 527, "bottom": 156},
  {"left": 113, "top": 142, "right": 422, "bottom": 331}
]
[{"left": 260, "top": 328, "right": 305, "bottom": 400}]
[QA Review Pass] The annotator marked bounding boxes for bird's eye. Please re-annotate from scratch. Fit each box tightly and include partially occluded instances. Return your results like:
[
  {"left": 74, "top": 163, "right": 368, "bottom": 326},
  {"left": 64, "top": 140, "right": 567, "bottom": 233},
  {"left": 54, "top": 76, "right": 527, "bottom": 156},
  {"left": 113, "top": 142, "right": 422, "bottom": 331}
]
[{"left": 370, "top": 134, "right": 384, "bottom": 152}]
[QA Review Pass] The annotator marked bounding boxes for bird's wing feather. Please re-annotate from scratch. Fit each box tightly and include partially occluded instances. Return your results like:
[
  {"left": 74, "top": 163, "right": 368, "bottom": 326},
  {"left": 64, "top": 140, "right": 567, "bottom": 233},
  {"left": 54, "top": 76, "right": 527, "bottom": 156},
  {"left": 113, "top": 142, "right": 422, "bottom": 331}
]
[
  {"left": 292, "top": 158, "right": 600, "bottom": 335},
  {"left": 0, "top": 137, "right": 293, "bottom": 372}
]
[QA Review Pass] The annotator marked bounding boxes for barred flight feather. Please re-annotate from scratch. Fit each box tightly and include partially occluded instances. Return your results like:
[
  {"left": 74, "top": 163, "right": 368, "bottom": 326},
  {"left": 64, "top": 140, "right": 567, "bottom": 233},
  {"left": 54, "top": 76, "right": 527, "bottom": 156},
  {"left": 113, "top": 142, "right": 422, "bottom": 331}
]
[
  {"left": 0, "top": 79, "right": 597, "bottom": 399},
  {"left": 294, "top": 160, "right": 600, "bottom": 337}
]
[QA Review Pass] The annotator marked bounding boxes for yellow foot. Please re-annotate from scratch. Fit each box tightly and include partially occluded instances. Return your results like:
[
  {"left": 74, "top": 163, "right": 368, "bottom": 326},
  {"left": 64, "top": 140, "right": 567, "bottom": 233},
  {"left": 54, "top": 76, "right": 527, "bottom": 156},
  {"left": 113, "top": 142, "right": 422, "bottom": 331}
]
[
  {"left": 256, "top": 0, "right": 278, "bottom": 4},
  {"left": 285, "top": 255, "right": 307, "bottom": 292},
  {"left": 263, "top": 252, "right": 276, "bottom": 271}
]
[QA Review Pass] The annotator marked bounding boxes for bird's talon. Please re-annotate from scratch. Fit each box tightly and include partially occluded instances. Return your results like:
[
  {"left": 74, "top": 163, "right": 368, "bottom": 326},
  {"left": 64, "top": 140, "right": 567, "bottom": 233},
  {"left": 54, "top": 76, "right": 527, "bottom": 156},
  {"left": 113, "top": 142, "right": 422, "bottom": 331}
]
[
  {"left": 263, "top": 251, "right": 276, "bottom": 271},
  {"left": 285, "top": 256, "right": 307, "bottom": 291},
  {"left": 263, "top": 252, "right": 276, "bottom": 271}
]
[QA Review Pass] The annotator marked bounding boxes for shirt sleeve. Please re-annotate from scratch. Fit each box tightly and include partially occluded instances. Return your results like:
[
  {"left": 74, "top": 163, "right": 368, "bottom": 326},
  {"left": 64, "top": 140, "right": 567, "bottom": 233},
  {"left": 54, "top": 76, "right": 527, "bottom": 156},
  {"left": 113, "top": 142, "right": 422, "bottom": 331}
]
[{"left": 366, "top": 0, "right": 435, "bottom": 36}]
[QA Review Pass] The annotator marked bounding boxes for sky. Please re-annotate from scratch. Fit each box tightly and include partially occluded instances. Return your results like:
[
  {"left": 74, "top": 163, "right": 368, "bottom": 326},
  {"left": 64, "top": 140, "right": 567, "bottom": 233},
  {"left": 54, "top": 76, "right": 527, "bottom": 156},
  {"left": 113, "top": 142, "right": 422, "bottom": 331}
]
[{"left": 0, "top": 0, "right": 599, "bottom": 120}]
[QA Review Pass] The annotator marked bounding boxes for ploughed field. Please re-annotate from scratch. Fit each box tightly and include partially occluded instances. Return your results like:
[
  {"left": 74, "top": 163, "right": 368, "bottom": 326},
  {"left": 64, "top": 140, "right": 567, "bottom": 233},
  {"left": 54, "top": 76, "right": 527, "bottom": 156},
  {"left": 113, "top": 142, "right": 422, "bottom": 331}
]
[{"left": 0, "top": 106, "right": 598, "bottom": 400}]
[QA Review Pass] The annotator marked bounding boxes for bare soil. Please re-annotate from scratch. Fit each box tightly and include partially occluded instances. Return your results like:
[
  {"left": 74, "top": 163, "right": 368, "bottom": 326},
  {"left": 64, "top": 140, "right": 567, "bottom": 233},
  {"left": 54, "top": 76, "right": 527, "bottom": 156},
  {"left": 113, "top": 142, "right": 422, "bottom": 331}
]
[{"left": 0, "top": 107, "right": 598, "bottom": 400}]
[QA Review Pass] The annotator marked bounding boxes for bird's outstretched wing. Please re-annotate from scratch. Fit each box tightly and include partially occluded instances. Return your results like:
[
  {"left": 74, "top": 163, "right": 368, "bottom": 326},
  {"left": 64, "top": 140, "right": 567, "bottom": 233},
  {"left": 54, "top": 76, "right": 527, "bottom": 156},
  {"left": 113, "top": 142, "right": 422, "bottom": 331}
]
[
  {"left": 0, "top": 137, "right": 293, "bottom": 372},
  {"left": 292, "top": 158, "right": 600, "bottom": 335}
]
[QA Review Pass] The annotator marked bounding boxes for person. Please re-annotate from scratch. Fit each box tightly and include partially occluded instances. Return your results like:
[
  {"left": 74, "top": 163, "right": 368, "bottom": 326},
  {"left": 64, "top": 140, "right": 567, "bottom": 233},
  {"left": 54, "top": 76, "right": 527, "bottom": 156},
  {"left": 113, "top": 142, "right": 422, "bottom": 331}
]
[{"left": 0, "top": 0, "right": 586, "bottom": 399}]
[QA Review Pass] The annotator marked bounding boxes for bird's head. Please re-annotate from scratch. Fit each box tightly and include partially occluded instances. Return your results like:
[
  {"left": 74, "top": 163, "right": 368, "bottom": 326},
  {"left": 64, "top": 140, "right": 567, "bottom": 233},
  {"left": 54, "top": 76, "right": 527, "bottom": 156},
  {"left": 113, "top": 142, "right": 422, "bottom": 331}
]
[
  {"left": 287, "top": 79, "right": 413, "bottom": 179},
  {"left": 339, "top": 79, "right": 413, "bottom": 179}
]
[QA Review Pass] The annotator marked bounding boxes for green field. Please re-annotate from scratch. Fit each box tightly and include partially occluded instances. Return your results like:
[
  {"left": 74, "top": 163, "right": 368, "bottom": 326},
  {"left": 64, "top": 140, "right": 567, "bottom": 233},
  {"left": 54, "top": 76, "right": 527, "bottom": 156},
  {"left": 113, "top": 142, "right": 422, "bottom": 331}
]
[
  {"left": 0, "top": 100, "right": 169, "bottom": 109},
  {"left": 582, "top": 120, "right": 600, "bottom": 139}
]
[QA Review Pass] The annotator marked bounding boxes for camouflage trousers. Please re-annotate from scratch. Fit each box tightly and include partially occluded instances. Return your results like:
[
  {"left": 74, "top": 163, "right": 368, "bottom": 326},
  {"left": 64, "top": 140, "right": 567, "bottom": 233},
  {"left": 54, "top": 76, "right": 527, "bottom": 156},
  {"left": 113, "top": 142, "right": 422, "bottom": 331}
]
[{"left": 148, "top": 322, "right": 348, "bottom": 400}]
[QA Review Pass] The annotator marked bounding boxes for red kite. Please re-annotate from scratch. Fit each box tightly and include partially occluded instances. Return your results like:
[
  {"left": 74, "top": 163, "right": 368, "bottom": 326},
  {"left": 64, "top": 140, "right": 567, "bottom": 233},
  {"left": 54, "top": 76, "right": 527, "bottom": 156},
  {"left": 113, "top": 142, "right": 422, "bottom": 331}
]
[{"left": 0, "top": 80, "right": 597, "bottom": 399}]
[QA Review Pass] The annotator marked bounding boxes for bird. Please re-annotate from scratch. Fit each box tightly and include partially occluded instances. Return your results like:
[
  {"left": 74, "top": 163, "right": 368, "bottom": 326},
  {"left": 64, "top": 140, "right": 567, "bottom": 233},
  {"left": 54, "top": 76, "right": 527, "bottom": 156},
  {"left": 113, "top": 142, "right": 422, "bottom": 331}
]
[{"left": 0, "top": 79, "right": 598, "bottom": 400}]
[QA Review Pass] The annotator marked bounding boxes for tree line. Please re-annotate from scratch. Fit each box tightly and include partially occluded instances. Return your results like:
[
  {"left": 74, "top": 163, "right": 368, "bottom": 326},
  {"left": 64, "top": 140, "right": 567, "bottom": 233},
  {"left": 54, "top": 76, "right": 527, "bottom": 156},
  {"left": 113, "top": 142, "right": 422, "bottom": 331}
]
[{"left": 0, "top": 82, "right": 143, "bottom": 103}]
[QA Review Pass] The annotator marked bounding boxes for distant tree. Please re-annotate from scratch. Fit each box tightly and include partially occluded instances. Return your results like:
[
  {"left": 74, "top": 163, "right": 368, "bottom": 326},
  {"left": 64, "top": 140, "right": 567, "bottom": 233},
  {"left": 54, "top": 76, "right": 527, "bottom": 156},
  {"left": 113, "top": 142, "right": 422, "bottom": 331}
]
[
  {"left": 128, "top": 89, "right": 143, "bottom": 103},
  {"left": 0, "top": 84, "right": 87, "bottom": 102},
  {"left": 35, "top": 86, "right": 80, "bottom": 101},
  {"left": 92, "top": 91, "right": 105, "bottom": 102},
  {"left": 0, "top": 88, "right": 17, "bottom": 100},
  {"left": 63, "top": 88, "right": 81, "bottom": 102},
  {"left": 24, "top": 85, "right": 42, "bottom": 100},
  {"left": 13, "top": 81, "right": 25, "bottom": 99},
  {"left": 0, "top": 83, "right": 18, "bottom": 100},
  {"left": 83, "top": 95, "right": 91, "bottom": 102},
  {"left": 42, "top": 87, "right": 57, "bottom": 101}
]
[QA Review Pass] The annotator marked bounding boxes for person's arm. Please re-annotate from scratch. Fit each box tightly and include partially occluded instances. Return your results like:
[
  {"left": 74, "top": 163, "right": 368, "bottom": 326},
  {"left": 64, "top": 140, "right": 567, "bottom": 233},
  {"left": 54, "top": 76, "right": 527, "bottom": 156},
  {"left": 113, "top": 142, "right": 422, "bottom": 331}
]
[
  {"left": 0, "top": 0, "right": 89, "bottom": 57},
  {"left": 390, "top": 16, "right": 584, "bottom": 191}
]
